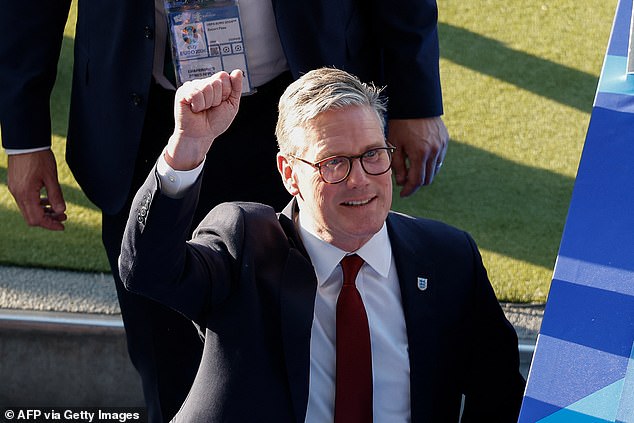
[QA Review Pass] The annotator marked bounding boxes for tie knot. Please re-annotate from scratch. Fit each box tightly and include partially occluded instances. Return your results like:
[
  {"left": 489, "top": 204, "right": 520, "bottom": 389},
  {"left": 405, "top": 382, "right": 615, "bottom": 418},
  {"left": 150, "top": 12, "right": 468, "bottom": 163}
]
[{"left": 341, "top": 254, "right": 364, "bottom": 287}]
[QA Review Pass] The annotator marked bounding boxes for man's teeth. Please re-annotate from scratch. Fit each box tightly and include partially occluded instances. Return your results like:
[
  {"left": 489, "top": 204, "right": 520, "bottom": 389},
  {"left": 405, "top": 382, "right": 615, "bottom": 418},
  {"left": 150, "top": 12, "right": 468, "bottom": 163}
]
[{"left": 343, "top": 199, "right": 371, "bottom": 206}]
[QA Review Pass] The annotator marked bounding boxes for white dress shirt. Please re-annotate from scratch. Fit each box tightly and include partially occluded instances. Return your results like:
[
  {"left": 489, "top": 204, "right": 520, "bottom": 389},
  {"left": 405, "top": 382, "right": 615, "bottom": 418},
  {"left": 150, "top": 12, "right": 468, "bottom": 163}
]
[
  {"left": 238, "top": 0, "right": 289, "bottom": 87},
  {"left": 155, "top": 157, "right": 411, "bottom": 421},
  {"left": 298, "top": 211, "right": 411, "bottom": 423}
]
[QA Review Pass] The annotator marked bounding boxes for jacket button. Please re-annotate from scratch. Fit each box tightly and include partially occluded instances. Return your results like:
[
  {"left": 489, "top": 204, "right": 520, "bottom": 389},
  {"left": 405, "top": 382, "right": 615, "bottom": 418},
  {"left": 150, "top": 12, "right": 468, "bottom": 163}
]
[
  {"left": 131, "top": 93, "right": 142, "bottom": 107},
  {"left": 144, "top": 26, "right": 153, "bottom": 39}
]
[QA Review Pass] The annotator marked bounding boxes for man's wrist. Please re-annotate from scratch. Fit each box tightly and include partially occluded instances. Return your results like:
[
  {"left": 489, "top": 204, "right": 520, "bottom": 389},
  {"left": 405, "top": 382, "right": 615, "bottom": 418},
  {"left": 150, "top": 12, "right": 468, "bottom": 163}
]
[
  {"left": 156, "top": 149, "right": 205, "bottom": 198},
  {"left": 164, "top": 134, "right": 209, "bottom": 170}
]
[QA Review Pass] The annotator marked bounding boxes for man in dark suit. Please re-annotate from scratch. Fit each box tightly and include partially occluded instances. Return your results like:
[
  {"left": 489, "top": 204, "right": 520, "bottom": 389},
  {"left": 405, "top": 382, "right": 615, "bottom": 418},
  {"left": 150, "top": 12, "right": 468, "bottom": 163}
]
[
  {"left": 119, "top": 68, "right": 524, "bottom": 422},
  {"left": 1, "top": 1, "right": 447, "bottom": 420}
]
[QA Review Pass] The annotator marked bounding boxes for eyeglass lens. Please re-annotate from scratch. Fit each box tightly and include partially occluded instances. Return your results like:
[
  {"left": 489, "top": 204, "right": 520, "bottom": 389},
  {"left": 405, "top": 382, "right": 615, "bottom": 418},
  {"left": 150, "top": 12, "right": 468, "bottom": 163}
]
[{"left": 320, "top": 148, "right": 392, "bottom": 183}]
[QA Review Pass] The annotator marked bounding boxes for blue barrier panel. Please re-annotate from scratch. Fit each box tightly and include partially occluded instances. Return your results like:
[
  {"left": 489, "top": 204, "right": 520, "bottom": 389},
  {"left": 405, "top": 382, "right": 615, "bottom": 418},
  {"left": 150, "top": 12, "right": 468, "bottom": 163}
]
[{"left": 518, "top": 0, "right": 634, "bottom": 421}]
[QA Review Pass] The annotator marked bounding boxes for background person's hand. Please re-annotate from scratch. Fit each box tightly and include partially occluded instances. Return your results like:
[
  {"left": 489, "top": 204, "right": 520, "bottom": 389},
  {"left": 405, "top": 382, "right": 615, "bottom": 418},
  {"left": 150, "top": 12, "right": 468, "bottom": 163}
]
[
  {"left": 165, "top": 70, "right": 243, "bottom": 170},
  {"left": 7, "top": 150, "right": 67, "bottom": 231},
  {"left": 388, "top": 116, "right": 449, "bottom": 197}
]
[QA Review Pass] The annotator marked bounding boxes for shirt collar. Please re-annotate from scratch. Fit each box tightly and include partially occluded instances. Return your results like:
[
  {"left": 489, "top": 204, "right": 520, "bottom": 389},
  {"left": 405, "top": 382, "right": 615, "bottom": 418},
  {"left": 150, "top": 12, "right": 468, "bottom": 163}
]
[{"left": 297, "top": 209, "right": 392, "bottom": 285}]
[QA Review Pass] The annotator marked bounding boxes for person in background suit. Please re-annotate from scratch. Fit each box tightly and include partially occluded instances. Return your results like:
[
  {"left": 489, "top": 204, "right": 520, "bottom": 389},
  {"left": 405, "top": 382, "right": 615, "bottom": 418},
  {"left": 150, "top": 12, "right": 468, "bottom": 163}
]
[
  {"left": 119, "top": 67, "right": 524, "bottom": 422},
  {"left": 0, "top": 0, "right": 448, "bottom": 420}
]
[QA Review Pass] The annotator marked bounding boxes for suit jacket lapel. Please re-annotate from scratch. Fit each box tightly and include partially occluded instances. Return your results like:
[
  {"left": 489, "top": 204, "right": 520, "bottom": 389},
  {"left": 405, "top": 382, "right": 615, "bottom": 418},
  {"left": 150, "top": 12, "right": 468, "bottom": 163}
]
[
  {"left": 387, "top": 212, "right": 439, "bottom": 422},
  {"left": 278, "top": 200, "right": 317, "bottom": 422}
]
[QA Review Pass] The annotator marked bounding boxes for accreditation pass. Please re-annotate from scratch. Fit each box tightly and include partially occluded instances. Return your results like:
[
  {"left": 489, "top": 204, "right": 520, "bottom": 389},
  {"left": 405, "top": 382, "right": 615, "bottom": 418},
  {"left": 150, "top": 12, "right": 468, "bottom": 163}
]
[{"left": 165, "top": 0, "right": 253, "bottom": 93}]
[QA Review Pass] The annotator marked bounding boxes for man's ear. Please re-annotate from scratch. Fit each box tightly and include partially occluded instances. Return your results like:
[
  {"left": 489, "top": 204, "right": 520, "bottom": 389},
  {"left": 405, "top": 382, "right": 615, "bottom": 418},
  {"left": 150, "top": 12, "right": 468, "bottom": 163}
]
[{"left": 277, "top": 153, "right": 300, "bottom": 196}]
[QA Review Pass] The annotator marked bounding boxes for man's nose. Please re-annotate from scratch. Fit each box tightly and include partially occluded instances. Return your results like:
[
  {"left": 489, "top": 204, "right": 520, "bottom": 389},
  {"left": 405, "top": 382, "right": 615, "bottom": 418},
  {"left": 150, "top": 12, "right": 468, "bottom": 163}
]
[{"left": 345, "top": 158, "right": 370, "bottom": 186}]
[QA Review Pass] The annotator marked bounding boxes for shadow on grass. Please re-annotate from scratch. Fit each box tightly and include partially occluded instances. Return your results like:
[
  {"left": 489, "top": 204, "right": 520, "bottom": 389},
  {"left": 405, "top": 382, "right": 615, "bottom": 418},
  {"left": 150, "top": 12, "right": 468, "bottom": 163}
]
[
  {"left": 439, "top": 22, "right": 597, "bottom": 113},
  {"left": 392, "top": 140, "right": 575, "bottom": 271},
  {"left": 0, "top": 204, "right": 108, "bottom": 272}
]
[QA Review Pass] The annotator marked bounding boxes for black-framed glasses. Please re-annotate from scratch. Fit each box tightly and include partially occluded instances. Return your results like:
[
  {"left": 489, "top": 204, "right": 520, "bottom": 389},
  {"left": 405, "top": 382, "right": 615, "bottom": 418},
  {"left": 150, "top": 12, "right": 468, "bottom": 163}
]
[{"left": 290, "top": 146, "right": 396, "bottom": 184}]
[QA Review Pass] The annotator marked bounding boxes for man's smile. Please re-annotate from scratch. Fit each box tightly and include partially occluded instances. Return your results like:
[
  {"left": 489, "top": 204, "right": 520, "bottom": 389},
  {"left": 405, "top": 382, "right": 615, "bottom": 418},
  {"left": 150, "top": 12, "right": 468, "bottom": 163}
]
[{"left": 341, "top": 196, "right": 376, "bottom": 207}]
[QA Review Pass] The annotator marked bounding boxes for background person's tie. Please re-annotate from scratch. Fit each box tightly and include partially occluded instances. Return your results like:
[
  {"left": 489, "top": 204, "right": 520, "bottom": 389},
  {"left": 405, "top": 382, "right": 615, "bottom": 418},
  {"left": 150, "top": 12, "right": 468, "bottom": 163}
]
[{"left": 335, "top": 254, "right": 373, "bottom": 422}]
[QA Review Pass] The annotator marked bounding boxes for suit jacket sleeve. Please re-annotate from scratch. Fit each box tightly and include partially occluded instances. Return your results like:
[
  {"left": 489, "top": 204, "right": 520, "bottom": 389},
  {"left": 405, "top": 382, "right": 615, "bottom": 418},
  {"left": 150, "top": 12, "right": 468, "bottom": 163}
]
[
  {"left": 120, "top": 168, "right": 210, "bottom": 324},
  {"left": 119, "top": 167, "right": 236, "bottom": 325},
  {"left": 0, "top": 0, "right": 72, "bottom": 149},
  {"left": 461, "top": 232, "right": 526, "bottom": 422},
  {"left": 372, "top": 0, "right": 443, "bottom": 119},
  {"left": 119, "top": 166, "right": 287, "bottom": 326}
]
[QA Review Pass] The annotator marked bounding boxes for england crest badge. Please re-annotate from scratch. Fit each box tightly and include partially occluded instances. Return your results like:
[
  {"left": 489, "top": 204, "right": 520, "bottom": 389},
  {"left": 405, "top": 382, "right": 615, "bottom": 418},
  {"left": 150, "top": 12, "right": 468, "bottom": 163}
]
[{"left": 417, "top": 277, "right": 428, "bottom": 291}]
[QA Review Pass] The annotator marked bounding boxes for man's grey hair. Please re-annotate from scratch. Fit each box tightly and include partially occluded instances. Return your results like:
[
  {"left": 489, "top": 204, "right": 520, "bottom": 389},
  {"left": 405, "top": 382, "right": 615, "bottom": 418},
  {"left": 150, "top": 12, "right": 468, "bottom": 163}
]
[{"left": 275, "top": 67, "right": 387, "bottom": 155}]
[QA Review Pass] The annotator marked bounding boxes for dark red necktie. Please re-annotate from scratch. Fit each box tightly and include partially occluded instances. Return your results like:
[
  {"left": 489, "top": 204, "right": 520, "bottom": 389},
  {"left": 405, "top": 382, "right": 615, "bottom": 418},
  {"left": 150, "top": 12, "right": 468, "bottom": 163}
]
[{"left": 335, "top": 254, "right": 373, "bottom": 422}]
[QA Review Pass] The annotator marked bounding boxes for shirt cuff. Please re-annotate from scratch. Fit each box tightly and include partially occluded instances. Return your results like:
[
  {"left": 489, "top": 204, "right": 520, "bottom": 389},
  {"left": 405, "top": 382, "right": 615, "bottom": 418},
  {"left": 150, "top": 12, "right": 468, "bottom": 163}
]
[
  {"left": 156, "top": 150, "right": 205, "bottom": 198},
  {"left": 4, "top": 146, "right": 51, "bottom": 155}
]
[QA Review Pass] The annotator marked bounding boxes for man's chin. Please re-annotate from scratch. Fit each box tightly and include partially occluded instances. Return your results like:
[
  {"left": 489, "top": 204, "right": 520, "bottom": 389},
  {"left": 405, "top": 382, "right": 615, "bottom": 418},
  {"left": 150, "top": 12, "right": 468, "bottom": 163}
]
[{"left": 342, "top": 221, "right": 383, "bottom": 239}]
